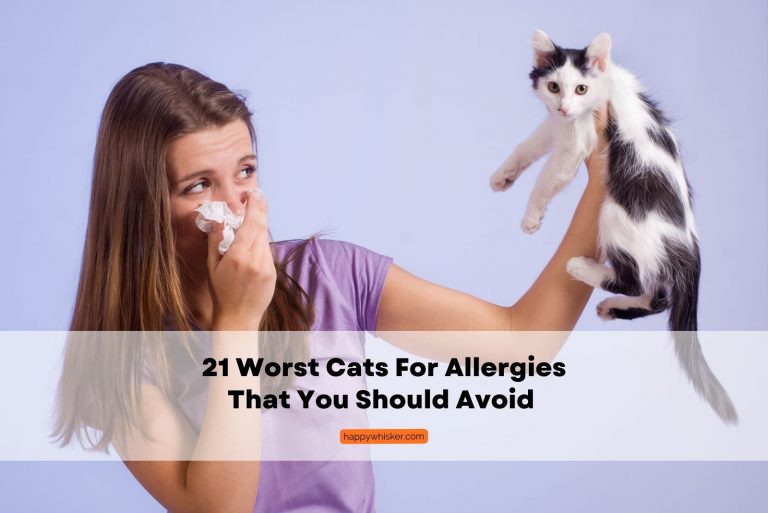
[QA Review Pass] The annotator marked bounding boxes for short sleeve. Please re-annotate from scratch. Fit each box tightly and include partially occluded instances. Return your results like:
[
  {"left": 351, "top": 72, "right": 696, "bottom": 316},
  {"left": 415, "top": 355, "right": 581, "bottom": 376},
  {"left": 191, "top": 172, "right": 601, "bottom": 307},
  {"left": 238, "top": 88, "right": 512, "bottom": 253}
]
[{"left": 309, "top": 238, "right": 393, "bottom": 332}]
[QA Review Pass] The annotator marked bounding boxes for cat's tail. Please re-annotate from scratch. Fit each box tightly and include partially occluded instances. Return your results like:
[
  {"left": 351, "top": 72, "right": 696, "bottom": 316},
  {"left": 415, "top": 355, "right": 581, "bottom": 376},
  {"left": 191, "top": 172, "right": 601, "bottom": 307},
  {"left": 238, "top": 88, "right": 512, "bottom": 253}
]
[{"left": 668, "top": 245, "right": 738, "bottom": 425}]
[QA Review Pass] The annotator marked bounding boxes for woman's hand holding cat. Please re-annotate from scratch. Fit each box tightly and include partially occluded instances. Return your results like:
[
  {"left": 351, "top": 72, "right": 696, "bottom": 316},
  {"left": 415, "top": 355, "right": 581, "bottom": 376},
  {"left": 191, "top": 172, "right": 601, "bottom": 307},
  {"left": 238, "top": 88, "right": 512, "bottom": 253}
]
[{"left": 585, "top": 103, "right": 610, "bottom": 184}]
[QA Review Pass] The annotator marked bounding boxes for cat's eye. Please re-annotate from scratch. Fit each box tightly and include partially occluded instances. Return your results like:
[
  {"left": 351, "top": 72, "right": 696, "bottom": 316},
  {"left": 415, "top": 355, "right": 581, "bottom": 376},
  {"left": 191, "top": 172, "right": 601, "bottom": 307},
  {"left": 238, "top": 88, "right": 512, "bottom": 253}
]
[
  {"left": 547, "top": 82, "right": 560, "bottom": 93},
  {"left": 575, "top": 84, "right": 588, "bottom": 95}
]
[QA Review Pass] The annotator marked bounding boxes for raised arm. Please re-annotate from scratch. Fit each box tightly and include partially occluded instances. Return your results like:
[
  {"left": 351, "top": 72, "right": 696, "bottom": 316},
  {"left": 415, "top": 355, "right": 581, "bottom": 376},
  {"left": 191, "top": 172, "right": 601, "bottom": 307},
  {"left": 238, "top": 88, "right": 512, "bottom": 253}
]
[{"left": 375, "top": 107, "right": 609, "bottom": 359}]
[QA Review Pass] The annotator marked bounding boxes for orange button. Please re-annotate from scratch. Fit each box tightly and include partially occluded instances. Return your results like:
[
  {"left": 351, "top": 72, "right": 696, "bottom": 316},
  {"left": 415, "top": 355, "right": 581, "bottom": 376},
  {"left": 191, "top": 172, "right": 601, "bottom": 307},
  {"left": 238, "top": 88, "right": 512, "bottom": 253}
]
[{"left": 340, "top": 429, "right": 428, "bottom": 444}]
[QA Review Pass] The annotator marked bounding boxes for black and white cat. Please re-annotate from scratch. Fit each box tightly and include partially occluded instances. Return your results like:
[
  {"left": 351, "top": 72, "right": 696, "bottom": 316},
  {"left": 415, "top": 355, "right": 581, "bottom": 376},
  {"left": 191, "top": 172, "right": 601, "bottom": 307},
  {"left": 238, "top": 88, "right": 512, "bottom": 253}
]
[{"left": 490, "top": 30, "right": 738, "bottom": 424}]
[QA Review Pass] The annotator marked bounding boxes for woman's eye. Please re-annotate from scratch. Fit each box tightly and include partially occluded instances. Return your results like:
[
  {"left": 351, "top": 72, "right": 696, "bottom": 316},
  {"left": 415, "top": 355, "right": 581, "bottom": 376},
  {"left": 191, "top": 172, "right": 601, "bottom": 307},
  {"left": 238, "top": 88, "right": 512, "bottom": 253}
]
[
  {"left": 575, "top": 84, "right": 588, "bottom": 95},
  {"left": 547, "top": 81, "right": 560, "bottom": 93},
  {"left": 185, "top": 181, "right": 208, "bottom": 194},
  {"left": 239, "top": 166, "right": 256, "bottom": 179}
]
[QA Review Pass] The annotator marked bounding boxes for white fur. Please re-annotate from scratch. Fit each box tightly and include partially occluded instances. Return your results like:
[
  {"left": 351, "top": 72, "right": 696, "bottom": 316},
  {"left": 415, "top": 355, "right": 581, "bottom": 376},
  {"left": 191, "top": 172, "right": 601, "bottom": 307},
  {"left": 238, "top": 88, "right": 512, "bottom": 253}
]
[
  {"left": 597, "top": 202, "right": 687, "bottom": 291},
  {"left": 595, "top": 65, "right": 698, "bottom": 294},
  {"left": 532, "top": 29, "right": 556, "bottom": 59},
  {"left": 586, "top": 33, "right": 611, "bottom": 66},
  {"left": 566, "top": 256, "right": 614, "bottom": 288}
]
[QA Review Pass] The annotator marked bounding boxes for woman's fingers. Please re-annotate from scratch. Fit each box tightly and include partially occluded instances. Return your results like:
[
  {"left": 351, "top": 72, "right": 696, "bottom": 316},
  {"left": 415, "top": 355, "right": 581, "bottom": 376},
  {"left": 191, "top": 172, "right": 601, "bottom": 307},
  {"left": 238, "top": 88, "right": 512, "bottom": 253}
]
[
  {"left": 227, "top": 189, "right": 266, "bottom": 254},
  {"left": 594, "top": 102, "right": 610, "bottom": 133},
  {"left": 590, "top": 102, "right": 610, "bottom": 150},
  {"left": 246, "top": 189, "right": 269, "bottom": 252},
  {"left": 221, "top": 190, "right": 274, "bottom": 288},
  {"left": 585, "top": 102, "right": 611, "bottom": 181},
  {"left": 207, "top": 222, "right": 225, "bottom": 272},
  {"left": 248, "top": 202, "right": 270, "bottom": 255}
]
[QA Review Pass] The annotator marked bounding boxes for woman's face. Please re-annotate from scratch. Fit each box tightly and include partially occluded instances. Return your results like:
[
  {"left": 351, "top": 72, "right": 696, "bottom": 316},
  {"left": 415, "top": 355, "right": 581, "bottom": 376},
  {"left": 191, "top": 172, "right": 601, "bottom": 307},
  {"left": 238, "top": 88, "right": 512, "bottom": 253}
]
[{"left": 166, "top": 119, "right": 259, "bottom": 276}]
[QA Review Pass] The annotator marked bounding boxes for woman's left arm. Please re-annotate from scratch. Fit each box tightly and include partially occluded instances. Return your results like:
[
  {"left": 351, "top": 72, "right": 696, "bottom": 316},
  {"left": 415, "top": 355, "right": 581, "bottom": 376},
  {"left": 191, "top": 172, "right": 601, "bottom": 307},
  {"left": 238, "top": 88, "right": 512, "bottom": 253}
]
[{"left": 375, "top": 107, "right": 609, "bottom": 359}]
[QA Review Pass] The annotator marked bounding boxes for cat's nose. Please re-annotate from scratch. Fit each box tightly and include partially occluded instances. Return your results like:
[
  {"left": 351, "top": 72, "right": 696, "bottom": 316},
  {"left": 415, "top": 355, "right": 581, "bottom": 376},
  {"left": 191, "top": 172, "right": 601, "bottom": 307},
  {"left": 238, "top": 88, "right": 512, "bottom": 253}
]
[{"left": 558, "top": 106, "right": 569, "bottom": 115}]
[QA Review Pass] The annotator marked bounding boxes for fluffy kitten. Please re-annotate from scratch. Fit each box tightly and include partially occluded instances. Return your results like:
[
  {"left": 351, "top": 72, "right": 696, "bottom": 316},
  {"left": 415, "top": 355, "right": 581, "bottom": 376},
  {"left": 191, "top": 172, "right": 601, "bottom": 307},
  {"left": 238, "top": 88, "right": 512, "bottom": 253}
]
[{"left": 490, "top": 30, "right": 738, "bottom": 424}]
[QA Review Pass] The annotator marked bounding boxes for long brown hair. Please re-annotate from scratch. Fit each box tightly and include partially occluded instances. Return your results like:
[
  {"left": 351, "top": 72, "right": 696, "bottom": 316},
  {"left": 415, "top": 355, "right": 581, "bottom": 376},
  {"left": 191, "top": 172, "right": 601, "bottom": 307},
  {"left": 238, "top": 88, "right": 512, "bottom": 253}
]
[{"left": 52, "top": 62, "right": 315, "bottom": 452}]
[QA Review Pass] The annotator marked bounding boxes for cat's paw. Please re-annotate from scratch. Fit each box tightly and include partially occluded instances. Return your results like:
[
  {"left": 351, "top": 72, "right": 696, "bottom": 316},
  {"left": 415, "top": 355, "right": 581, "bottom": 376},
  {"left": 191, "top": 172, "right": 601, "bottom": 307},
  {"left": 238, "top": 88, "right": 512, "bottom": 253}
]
[
  {"left": 567, "top": 256, "right": 609, "bottom": 288},
  {"left": 566, "top": 256, "right": 590, "bottom": 283},
  {"left": 521, "top": 210, "right": 543, "bottom": 234},
  {"left": 596, "top": 299, "right": 616, "bottom": 320},
  {"left": 490, "top": 166, "right": 522, "bottom": 192}
]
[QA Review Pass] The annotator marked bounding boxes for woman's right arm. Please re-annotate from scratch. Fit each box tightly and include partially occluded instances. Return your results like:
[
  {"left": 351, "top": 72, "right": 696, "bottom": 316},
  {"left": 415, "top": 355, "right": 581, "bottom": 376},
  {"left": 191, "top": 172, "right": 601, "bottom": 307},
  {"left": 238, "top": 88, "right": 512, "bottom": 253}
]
[{"left": 117, "top": 190, "right": 276, "bottom": 513}]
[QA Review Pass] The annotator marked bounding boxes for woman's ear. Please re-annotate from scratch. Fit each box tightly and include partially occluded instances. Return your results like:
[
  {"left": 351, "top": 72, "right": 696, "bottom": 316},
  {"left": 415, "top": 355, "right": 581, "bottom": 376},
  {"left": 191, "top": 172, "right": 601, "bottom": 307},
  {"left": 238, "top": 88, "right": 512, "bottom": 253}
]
[
  {"left": 586, "top": 32, "right": 612, "bottom": 72},
  {"left": 532, "top": 29, "right": 556, "bottom": 68}
]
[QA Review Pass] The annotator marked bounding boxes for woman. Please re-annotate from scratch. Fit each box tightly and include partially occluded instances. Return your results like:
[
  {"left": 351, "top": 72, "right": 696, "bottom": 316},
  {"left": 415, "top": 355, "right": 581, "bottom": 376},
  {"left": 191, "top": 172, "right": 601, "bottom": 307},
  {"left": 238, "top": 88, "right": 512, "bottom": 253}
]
[{"left": 52, "top": 62, "right": 608, "bottom": 513}]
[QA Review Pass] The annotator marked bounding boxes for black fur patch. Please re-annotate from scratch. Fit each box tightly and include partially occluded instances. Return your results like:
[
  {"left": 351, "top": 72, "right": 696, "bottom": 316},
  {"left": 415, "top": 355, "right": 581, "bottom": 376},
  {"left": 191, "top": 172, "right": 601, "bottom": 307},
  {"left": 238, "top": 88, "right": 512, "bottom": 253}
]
[
  {"left": 529, "top": 45, "right": 590, "bottom": 88},
  {"left": 650, "top": 288, "right": 671, "bottom": 311},
  {"left": 660, "top": 237, "right": 701, "bottom": 291},
  {"left": 639, "top": 93, "right": 671, "bottom": 125},
  {"left": 608, "top": 307, "right": 655, "bottom": 320},
  {"left": 661, "top": 237, "right": 701, "bottom": 332},
  {"left": 639, "top": 94, "right": 679, "bottom": 160},
  {"left": 602, "top": 247, "right": 643, "bottom": 296},
  {"left": 605, "top": 118, "right": 686, "bottom": 226},
  {"left": 647, "top": 126, "right": 679, "bottom": 160}
]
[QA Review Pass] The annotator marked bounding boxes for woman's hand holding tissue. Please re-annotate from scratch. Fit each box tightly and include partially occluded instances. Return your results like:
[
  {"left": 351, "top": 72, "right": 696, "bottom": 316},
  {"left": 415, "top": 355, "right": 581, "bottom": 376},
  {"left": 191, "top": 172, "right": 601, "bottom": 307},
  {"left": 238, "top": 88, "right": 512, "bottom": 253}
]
[{"left": 205, "top": 189, "right": 276, "bottom": 331}]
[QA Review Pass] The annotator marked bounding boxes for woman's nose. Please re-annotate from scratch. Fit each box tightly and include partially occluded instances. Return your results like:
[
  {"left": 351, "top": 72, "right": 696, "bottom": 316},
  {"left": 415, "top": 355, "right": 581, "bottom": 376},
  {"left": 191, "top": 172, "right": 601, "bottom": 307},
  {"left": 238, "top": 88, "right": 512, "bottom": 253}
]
[{"left": 216, "top": 187, "right": 249, "bottom": 217}]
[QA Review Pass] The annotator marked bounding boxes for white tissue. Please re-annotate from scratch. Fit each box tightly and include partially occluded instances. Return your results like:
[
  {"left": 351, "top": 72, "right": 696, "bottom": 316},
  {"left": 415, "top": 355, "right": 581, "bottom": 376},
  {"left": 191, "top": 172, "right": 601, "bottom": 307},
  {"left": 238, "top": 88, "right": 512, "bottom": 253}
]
[
  {"left": 194, "top": 188, "right": 265, "bottom": 255},
  {"left": 195, "top": 201, "right": 244, "bottom": 255}
]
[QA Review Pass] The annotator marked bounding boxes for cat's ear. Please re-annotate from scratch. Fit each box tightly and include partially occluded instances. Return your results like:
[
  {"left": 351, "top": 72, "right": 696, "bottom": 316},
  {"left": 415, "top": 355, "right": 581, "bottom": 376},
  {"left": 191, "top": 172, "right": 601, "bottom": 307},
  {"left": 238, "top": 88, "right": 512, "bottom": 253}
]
[
  {"left": 532, "top": 29, "right": 556, "bottom": 67},
  {"left": 586, "top": 32, "right": 612, "bottom": 72}
]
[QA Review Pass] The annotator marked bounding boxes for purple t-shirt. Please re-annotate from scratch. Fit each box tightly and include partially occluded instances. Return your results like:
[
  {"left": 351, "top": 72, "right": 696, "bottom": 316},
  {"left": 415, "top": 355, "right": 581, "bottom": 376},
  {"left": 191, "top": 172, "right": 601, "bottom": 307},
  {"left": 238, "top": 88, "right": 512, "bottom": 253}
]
[
  {"left": 257, "top": 238, "right": 391, "bottom": 512},
  {"left": 144, "top": 238, "right": 393, "bottom": 513},
  {"left": 276, "top": 238, "right": 393, "bottom": 333}
]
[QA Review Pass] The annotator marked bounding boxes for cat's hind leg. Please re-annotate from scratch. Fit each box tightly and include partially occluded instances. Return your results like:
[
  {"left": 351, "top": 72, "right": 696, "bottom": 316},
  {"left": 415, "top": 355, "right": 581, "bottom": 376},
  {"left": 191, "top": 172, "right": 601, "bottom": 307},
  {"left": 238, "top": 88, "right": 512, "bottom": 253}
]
[
  {"left": 569, "top": 249, "right": 669, "bottom": 321},
  {"left": 490, "top": 119, "right": 553, "bottom": 192},
  {"left": 596, "top": 289, "right": 670, "bottom": 320},
  {"left": 598, "top": 248, "right": 644, "bottom": 296},
  {"left": 567, "top": 249, "right": 643, "bottom": 296}
]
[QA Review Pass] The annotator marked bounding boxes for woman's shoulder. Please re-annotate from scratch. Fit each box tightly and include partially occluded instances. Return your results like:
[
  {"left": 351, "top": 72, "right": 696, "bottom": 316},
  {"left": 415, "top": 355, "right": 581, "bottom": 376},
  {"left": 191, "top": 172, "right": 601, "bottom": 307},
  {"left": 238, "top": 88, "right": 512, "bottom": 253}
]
[
  {"left": 273, "top": 237, "right": 391, "bottom": 272},
  {"left": 272, "top": 236, "right": 362, "bottom": 249},
  {"left": 272, "top": 237, "right": 393, "bottom": 332}
]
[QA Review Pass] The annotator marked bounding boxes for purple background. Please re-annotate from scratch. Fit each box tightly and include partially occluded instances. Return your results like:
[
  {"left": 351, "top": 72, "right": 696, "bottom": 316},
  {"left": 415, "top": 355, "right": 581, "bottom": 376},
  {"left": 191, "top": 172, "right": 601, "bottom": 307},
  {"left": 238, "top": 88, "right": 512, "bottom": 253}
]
[{"left": 1, "top": 0, "right": 765, "bottom": 511}]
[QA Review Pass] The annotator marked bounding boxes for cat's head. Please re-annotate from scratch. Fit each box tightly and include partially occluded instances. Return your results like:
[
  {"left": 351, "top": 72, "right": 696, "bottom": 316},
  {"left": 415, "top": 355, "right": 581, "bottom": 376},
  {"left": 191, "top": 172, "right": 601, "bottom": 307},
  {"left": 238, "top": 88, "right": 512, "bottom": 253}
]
[{"left": 528, "top": 30, "right": 612, "bottom": 120}]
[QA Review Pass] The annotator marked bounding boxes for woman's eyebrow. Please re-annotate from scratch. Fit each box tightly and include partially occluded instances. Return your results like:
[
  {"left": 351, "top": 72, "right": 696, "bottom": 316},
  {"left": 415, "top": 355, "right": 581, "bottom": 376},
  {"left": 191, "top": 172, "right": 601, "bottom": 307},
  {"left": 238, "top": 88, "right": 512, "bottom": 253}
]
[{"left": 177, "top": 154, "right": 257, "bottom": 184}]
